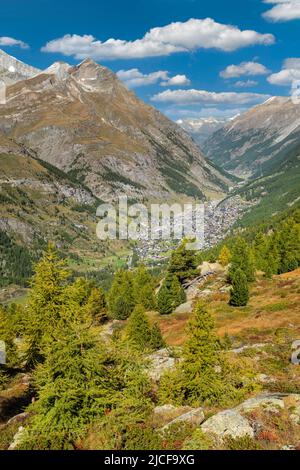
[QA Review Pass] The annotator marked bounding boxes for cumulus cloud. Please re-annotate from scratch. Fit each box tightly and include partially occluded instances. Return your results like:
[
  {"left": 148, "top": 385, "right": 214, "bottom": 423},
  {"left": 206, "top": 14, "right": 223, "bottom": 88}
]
[
  {"left": 151, "top": 89, "right": 271, "bottom": 105},
  {"left": 0, "top": 36, "right": 29, "bottom": 49},
  {"left": 41, "top": 18, "right": 275, "bottom": 60},
  {"left": 220, "top": 61, "right": 270, "bottom": 78},
  {"left": 165, "top": 107, "right": 248, "bottom": 121},
  {"left": 116, "top": 68, "right": 191, "bottom": 88},
  {"left": 234, "top": 80, "right": 259, "bottom": 87},
  {"left": 262, "top": 0, "right": 300, "bottom": 22},
  {"left": 268, "top": 57, "right": 300, "bottom": 85},
  {"left": 116, "top": 68, "right": 169, "bottom": 87},
  {"left": 161, "top": 74, "right": 191, "bottom": 87}
]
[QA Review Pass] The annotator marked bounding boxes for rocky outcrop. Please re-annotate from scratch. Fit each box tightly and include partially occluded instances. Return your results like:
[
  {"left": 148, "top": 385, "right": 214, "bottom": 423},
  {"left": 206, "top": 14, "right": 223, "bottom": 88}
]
[
  {"left": 201, "top": 409, "right": 254, "bottom": 440},
  {"left": 146, "top": 348, "right": 180, "bottom": 382},
  {"left": 200, "top": 393, "right": 300, "bottom": 441},
  {"left": 162, "top": 408, "right": 205, "bottom": 431}
]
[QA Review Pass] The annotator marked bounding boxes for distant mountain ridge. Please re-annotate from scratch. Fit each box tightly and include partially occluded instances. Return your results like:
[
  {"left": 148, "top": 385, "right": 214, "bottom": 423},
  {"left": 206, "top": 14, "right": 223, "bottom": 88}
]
[
  {"left": 177, "top": 117, "right": 230, "bottom": 147},
  {"left": 202, "top": 96, "right": 300, "bottom": 179}
]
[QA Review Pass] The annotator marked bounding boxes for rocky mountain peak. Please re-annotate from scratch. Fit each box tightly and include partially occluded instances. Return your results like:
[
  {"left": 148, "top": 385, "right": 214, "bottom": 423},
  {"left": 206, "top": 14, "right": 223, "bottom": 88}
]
[{"left": 0, "top": 48, "right": 40, "bottom": 85}]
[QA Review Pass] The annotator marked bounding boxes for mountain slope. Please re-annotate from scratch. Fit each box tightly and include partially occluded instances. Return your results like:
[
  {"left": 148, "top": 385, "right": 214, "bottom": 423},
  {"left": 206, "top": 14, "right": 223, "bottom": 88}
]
[
  {"left": 203, "top": 97, "right": 300, "bottom": 178},
  {"left": 225, "top": 142, "right": 300, "bottom": 227},
  {"left": 0, "top": 53, "right": 233, "bottom": 202},
  {"left": 0, "top": 132, "right": 107, "bottom": 284},
  {"left": 0, "top": 49, "right": 40, "bottom": 85}
]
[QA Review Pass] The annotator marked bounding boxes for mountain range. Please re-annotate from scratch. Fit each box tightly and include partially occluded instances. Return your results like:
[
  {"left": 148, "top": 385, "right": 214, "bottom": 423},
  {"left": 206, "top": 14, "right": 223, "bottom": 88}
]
[
  {"left": 176, "top": 117, "right": 229, "bottom": 147},
  {"left": 0, "top": 49, "right": 232, "bottom": 205},
  {"left": 1, "top": 48, "right": 300, "bottom": 266}
]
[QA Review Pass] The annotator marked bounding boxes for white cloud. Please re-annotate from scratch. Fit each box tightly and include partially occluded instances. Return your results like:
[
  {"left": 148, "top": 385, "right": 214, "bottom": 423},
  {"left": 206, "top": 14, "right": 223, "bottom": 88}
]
[
  {"left": 262, "top": 1, "right": 300, "bottom": 22},
  {"left": 268, "top": 57, "right": 300, "bottom": 85},
  {"left": 165, "top": 107, "right": 248, "bottom": 120},
  {"left": 41, "top": 18, "right": 275, "bottom": 60},
  {"left": 0, "top": 36, "right": 29, "bottom": 49},
  {"left": 234, "top": 80, "right": 259, "bottom": 87},
  {"left": 161, "top": 74, "right": 191, "bottom": 87},
  {"left": 220, "top": 61, "right": 270, "bottom": 78},
  {"left": 151, "top": 89, "right": 271, "bottom": 105},
  {"left": 116, "top": 68, "right": 190, "bottom": 88},
  {"left": 116, "top": 68, "right": 168, "bottom": 87}
]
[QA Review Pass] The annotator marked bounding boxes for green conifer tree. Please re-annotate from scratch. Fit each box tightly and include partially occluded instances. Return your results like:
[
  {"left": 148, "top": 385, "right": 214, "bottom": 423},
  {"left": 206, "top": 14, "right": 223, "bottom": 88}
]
[
  {"left": 157, "top": 283, "right": 173, "bottom": 315},
  {"left": 24, "top": 243, "right": 70, "bottom": 366},
  {"left": 229, "top": 268, "right": 249, "bottom": 307},
  {"left": 170, "top": 275, "right": 187, "bottom": 307},
  {"left": 150, "top": 323, "right": 165, "bottom": 350},
  {"left": 229, "top": 237, "right": 255, "bottom": 283},
  {"left": 108, "top": 270, "right": 135, "bottom": 320},
  {"left": 126, "top": 304, "right": 152, "bottom": 351},
  {"left": 168, "top": 240, "right": 198, "bottom": 282},
  {"left": 132, "top": 265, "right": 156, "bottom": 310},
  {"left": 182, "top": 301, "right": 224, "bottom": 405}
]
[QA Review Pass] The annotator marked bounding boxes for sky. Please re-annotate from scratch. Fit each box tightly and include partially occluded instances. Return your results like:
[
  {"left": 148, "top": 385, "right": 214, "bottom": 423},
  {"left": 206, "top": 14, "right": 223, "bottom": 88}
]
[{"left": 1, "top": 0, "right": 300, "bottom": 121}]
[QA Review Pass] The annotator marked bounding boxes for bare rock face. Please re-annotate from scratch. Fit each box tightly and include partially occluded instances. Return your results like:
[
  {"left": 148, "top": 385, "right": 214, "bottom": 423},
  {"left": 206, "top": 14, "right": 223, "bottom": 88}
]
[{"left": 0, "top": 52, "right": 233, "bottom": 202}]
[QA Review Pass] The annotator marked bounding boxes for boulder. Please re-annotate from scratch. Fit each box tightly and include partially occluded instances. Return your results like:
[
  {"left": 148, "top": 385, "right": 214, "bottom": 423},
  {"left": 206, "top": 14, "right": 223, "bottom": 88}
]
[
  {"left": 146, "top": 349, "right": 179, "bottom": 381},
  {"left": 174, "top": 301, "right": 193, "bottom": 314},
  {"left": 236, "top": 394, "right": 285, "bottom": 414},
  {"left": 162, "top": 408, "right": 205, "bottom": 431},
  {"left": 199, "top": 262, "right": 223, "bottom": 275},
  {"left": 201, "top": 410, "right": 254, "bottom": 440}
]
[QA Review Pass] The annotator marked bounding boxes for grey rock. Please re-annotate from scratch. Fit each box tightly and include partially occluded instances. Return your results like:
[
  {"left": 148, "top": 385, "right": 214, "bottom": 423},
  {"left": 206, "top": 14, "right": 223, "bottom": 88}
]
[
  {"left": 174, "top": 301, "right": 193, "bottom": 314},
  {"left": 162, "top": 408, "right": 205, "bottom": 431},
  {"left": 236, "top": 394, "right": 285, "bottom": 414},
  {"left": 8, "top": 426, "right": 25, "bottom": 450},
  {"left": 201, "top": 409, "right": 254, "bottom": 439},
  {"left": 146, "top": 349, "right": 179, "bottom": 382}
]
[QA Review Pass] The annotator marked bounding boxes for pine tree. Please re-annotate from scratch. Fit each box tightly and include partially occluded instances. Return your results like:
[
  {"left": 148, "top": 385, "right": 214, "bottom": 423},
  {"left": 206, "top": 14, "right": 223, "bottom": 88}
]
[
  {"left": 229, "top": 268, "right": 249, "bottom": 307},
  {"left": 108, "top": 270, "right": 135, "bottom": 320},
  {"left": 218, "top": 245, "right": 231, "bottom": 267},
  {"left": 182, "top": 301, "right": 224, "bottom": 405},
  {"left": 168, "top": 240, "right": 198, "bottom": 282},
  {"left": 157, "top": 283, "right": 173, "bottom": 315},
  {"left": 150, "top": 323, "right": 165, "bottom": 350},
  {"left": 229, "top": 237, "right": 255, "bottom": 283},
  {"left": 85, "top": 287, "right": 107, "bottom": 324},
  {"left": 20, "top": 303, "right": 118, "bottom": 450},
  {"left": 170, "top": 275, "right": 186, "bottom": 308},
  {"left": 132, "top": 265, "right": 156, "bottom": 310},
  {"left": 24, "top": 243, "right": 70, "bottom": 367},
  {"left": 126, "top": 304, "right": 152, "bottom": 351}
]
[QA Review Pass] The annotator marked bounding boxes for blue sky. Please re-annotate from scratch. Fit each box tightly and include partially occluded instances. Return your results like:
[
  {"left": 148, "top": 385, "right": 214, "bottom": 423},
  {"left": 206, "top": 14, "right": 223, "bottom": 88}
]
[{"left": 1, "top": 0, "right": 300, "bottom": 120}]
